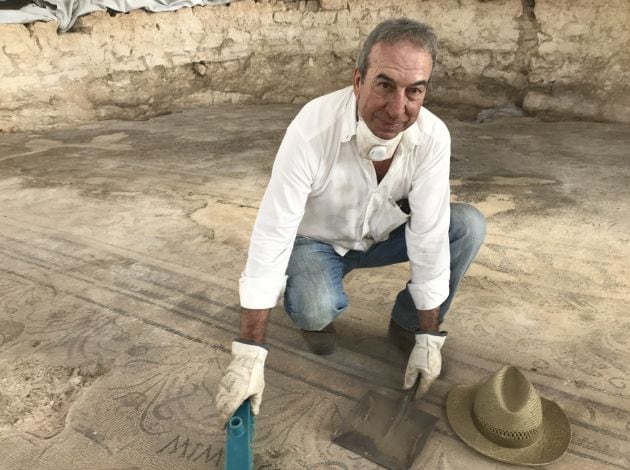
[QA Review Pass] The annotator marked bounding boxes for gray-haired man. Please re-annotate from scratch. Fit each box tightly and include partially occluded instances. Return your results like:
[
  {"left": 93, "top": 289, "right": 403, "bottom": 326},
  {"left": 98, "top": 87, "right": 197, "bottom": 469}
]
[{"left": 216, "top": 17, "right": 485, "bottom": 426}]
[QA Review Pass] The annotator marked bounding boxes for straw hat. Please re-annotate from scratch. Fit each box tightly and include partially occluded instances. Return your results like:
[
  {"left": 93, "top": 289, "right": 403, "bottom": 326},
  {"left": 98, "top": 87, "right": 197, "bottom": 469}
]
[{"left": 446, "top": 365, "right": 571, "bottom": 466}]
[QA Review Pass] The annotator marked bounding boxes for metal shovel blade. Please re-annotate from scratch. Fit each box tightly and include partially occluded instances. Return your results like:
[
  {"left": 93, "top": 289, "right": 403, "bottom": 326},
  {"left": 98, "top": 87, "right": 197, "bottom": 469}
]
[{"left": 332, "top": 389, "right": 438, "bottom": 470}]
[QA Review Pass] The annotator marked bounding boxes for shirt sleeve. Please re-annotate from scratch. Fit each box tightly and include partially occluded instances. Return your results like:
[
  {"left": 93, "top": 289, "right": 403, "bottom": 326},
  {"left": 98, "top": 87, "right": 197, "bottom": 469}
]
[
  {"left": 406, "top": 125, "right": 451, "bottom": 310},
  {"left": 239, "top": 123, "right": 318, "bottom": 309}
]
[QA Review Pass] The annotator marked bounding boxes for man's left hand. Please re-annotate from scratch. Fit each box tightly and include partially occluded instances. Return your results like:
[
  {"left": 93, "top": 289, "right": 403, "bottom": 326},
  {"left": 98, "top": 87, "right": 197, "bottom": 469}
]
[{"left": 403, "top": 331, "right": 447, "bottom": 399}]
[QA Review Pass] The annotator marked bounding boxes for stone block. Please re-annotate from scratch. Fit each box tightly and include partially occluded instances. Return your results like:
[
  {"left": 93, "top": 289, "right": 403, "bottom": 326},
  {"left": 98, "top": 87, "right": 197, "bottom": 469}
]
[
  {"left": 273, "top": 10, "right": 302, "bottom": 24},
  {"left": 320, "top": 0, "right": 346, "bottom": 10},
  {"left": 110, "top": 60, "right": 147, "bottom": 73},
  {"left": 199, "top": 32, "right": 225, "bottom": 50},
  {"left": 2, "top": 29, "right": 40, "bottom": 57},
  {"left": 311, "top": 10, "right": 338, "bottom": 26},
  {"left": 228, "top": 27, "right": 252, "bottom": 43},
  {"left": 144, "top": 53, "right": 168, "bottom": 68},
  {"left": 0, "top": 49, "right": 15, "bottom": 75},
  {"left": 219, "top": 40, "right": 253, "bottom": 61},
  {"left": 0, "top": 76, "right": 25, "bottom": 94},
  {"left": 300, "top": 28, "right": 330, "bottom": 46},
  {"left": 112, "top": 43, "right": 132, "bottom": 58}
]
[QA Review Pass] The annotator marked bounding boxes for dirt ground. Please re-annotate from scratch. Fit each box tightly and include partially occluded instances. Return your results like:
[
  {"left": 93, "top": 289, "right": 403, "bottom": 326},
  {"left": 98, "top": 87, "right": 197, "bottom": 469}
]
[{"left": 0, "top": 105, "right": 628, "bottom": 469}]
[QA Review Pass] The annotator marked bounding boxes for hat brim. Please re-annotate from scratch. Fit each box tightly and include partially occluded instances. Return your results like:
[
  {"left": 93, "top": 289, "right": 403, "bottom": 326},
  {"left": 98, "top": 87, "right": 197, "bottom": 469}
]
[{"left": 446, "top": 383, "right": 571, "bottom": 466}]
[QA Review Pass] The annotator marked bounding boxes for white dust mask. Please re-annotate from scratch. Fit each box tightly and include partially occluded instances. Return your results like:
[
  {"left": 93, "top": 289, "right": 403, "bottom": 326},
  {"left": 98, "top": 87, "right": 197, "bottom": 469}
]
[{"left": 355, "top": 119, "right": 403, "bottom": 162}]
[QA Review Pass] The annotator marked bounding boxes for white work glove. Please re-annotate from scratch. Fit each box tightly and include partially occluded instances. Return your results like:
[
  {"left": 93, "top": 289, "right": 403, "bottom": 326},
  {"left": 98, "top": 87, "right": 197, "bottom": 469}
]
[
  {"left": 403, "top": 332, "right": 447, "bottom": 399},
  {"left": 215, "top": 341, "right": 268, "bottom": 428}
]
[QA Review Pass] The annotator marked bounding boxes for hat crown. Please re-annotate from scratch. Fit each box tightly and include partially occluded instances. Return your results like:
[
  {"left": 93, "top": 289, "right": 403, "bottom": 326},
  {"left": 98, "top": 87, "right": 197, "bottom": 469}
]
[{"left": 472, "top": 366, "right": 543, "bottom": 448}]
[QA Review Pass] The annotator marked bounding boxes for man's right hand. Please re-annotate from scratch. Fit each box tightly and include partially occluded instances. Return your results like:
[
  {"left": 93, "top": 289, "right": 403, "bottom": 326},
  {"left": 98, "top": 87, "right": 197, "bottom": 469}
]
[
  {"left": 403, "top": 332, "right": 446, "bottom": 399},
  {"left": 215, "top": 341, "right": 268, "bottom": 428}
]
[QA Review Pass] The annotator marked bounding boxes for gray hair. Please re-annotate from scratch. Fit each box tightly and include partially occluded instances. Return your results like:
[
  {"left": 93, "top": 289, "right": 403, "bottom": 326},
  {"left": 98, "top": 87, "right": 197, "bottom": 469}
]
[{"left": 356, "top": 18, "right": 438, "bottom": 81}]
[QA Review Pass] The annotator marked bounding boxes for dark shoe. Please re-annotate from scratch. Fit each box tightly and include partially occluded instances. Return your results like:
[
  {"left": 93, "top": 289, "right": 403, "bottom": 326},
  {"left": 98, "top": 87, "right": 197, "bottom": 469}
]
[{"left": 301, "top": 323, "right": 336, "bottom": 355}]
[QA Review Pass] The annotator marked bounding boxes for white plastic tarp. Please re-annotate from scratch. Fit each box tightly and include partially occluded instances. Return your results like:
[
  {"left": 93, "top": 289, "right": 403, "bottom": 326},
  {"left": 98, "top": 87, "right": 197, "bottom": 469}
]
[{"left": 0, "top": 0, "right": 235, "bottom": 32}]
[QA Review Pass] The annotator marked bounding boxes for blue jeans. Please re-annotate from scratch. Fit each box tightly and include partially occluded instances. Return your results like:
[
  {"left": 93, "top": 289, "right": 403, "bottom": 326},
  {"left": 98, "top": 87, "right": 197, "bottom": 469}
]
[{"left": 283, "top": 203, "right": 486, "bottom": 332}]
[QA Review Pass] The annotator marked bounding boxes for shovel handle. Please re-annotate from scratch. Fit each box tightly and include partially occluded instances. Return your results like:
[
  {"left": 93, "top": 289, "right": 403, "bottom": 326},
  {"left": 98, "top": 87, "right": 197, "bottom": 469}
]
[
  {"left": 405, "top": 375, "right": 422, "bottom": 400},
  {"left": 383, "top": 377, "right": 421, "bottom": 438}
]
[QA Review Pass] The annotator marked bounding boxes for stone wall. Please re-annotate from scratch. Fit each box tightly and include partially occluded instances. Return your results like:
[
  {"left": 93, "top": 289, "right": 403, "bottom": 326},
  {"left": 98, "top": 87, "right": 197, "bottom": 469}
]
[
  {"left": 525, "top": 1, "right": 630, "bottom": 122},
  {"left": 1, "top": 0, "right": 629, "bottom": 132}
]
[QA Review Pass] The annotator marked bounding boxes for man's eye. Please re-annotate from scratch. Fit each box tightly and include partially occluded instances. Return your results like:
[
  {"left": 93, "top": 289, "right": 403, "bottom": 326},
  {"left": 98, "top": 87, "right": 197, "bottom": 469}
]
[
  {"left": 407, "top": 88, "right": 425, "bottom": 100},
  {"left": 376, "top": 81, "right": 391, "bottom": 89}
]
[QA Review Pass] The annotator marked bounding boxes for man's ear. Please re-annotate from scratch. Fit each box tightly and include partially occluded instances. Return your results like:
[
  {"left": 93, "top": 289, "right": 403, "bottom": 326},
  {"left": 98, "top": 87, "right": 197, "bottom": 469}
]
[{"left": 352, "top": 68, "right": 362, "bottom": 96}]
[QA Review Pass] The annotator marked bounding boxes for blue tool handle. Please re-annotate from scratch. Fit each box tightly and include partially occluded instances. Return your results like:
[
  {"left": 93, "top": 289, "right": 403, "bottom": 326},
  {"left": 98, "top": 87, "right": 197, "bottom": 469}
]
[{"left": 225, "top": 399, "right": 255, "bottom": 470}]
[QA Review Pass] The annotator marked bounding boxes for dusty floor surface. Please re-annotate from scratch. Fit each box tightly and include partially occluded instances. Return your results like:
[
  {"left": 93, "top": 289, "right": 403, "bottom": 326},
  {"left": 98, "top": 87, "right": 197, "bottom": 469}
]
[{"left": 0, "top": 105, "right": 628, "bottom": 469}]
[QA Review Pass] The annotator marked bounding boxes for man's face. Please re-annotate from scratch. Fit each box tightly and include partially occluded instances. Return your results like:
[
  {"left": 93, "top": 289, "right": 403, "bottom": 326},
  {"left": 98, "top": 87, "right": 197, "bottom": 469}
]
[{"left": 353, "top": 40, "right": 433, "bottom": 140}]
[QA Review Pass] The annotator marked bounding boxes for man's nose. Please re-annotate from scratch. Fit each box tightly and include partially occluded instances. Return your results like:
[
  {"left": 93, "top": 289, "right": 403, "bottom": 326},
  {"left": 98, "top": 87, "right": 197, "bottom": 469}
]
[{"left": 385, "top": 90, "right": 407, "bottom": 119}]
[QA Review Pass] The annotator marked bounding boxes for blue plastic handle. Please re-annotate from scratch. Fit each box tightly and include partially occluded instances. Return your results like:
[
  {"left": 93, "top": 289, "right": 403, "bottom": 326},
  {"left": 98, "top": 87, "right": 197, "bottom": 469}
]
[{"left": 225, "top": 399, "right": 255, "bottom": 470}]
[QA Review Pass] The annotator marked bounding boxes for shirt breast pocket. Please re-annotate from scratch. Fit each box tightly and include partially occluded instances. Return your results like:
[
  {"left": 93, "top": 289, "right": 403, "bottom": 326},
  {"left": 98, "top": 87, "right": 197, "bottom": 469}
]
[{"left": 367, "top": 193, "right": 410, "bottom": 242}]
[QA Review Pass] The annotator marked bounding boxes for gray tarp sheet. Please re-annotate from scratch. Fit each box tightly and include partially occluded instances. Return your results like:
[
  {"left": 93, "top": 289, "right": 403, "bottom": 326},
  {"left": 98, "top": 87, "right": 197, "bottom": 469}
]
[{"left": 0, "top": 0, "right": 234, "bottom": 32}]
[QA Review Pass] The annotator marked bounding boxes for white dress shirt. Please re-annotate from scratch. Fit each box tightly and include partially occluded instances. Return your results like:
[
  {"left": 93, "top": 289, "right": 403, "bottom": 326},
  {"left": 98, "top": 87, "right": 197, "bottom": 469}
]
[{"left": 239, "top": 86, "right": 451, "bottom": 311}]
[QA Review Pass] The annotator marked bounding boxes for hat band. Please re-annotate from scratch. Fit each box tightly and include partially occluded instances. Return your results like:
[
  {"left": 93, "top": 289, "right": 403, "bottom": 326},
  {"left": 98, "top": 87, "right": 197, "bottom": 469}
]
[{"left": 472, "top": 412, "right": 542, "bottom": 449}]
